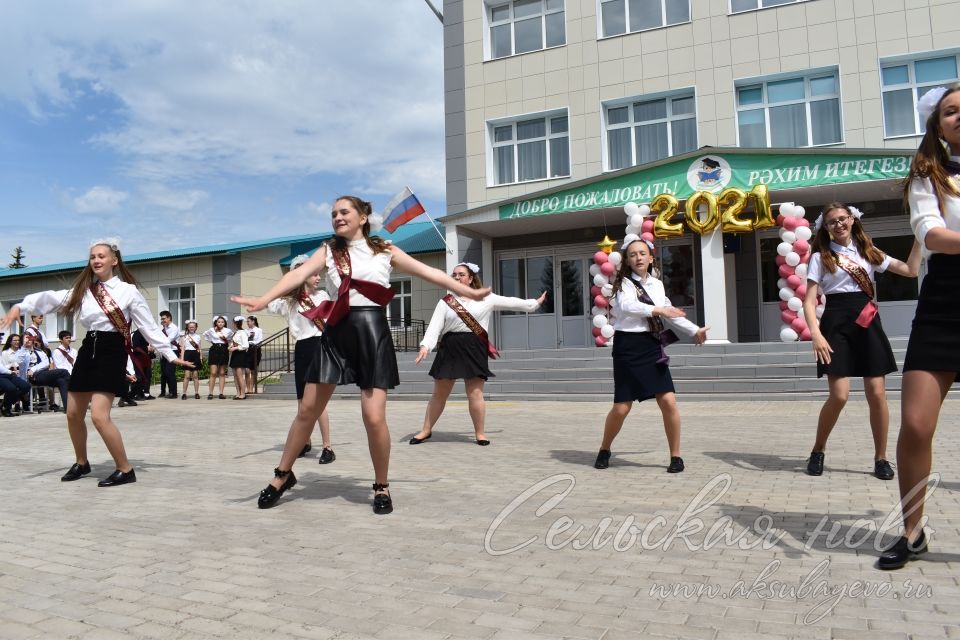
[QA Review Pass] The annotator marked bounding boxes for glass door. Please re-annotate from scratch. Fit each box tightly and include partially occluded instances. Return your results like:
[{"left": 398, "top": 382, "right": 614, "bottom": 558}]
[
  {"left": 497, "top": 253, "right": 557, "bottom": 349},
  {"left": 656, "top": 238, "right": 699, "bottom": 325},
  {"left": 556, "top": 255, "right": 589, "bottom": 347}
]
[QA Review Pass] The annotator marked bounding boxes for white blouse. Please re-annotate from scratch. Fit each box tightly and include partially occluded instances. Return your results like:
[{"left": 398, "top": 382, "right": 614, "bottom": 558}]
[
  {"left": 18, "top": 277, "right": 178, "bottom": 362},
  {"left": 247, "top": 327, "right": 263, "bottom": 345},
  {"left": 1, "top": 349, "right": 19, "bottom": 370},
  {"left": 267, "top": 290, "right": 330, "bottom": 341},
  {"left": 908, "top": 161, "right": 960, "bottom": 258},
  {"left": 420, "top": 294, "right": 540, "bottom": 351},
  {"left": 202, "top": 327, "right": 234, "bottom": 344},
  {"left": 230, "top": 329, "right": 249, "bottom": 351},
  {"left": 611, "top": 274, "right": 699, "bottom": 336},
  {"left": 180, "top": 332, "right": 202, "bottom": 352},
  {"left": 806, "top": 241, "right": 890, "bottom": 295},
  {"left": 324, "top": 239, "right": 393, "bottom": 306}
]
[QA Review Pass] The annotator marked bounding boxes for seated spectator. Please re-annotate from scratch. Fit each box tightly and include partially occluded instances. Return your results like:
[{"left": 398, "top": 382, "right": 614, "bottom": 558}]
[
  {"left": 17, "top": 334, "right": 70, "bottom": 412},
  {"left": 1, "top": 334, "right": 22, "bottom": 370},
  {"left": 0, "top": 350, "right": 30, "bottom": 417},
  {"left": 51, "top": 331, "right": 78, "bottom": 375}
]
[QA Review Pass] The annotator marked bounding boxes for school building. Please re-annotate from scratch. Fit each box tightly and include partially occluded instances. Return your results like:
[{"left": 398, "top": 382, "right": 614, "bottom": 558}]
[{"left": 440, "top": 0, "right": 960, "bottom": 347}]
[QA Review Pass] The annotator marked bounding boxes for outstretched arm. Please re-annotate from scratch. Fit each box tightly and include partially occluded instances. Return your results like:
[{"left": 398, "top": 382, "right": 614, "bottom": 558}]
[
  {"left": 233, "top": 246, "right": 328, "bottom": 312},
  {"left": 391, "top": 246, "right": 490, "bottom": 300},
  {"left": 885, "top": 240, "right": 922, "bottom": 278}
]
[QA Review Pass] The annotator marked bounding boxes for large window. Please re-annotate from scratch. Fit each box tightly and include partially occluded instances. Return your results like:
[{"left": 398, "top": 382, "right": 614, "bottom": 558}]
[
  {"left": 387, "top": 280, "right": 412, "bottom": 327},
  {"left": 600, "top": 0, "right": 689, "bottom": 38},
  {"left": 736, "top": 70, "right": 842, "bottom": 148},
  {"left": 491, "top": 111, "right": 570, "bottom": 185},
  {"left": 606, "top": 92, "right": 697, "bottom": 170},
  {"left": 498, "top": 257, "right": 555, "bottom": 315},
  {"left": 881, "top": 52, "right": 960, "bottom": 137},
  {"left": 162, "top": 285, "right": 195, "bottom": 329},
  {"left": 730, "top": 0, "right": 809, "bottom": 13},
  {"left": 488, "top": 0, "right": 565, "bottom": 60}
]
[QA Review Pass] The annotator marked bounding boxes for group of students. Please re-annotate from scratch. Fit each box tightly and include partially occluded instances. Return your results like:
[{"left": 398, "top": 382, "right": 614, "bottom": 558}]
[
  {"left": 0, "top": 323, "right": 75, "bottom": 417},
  {"left": 1, "top": 83, "right": 958, "bottom": 570}
]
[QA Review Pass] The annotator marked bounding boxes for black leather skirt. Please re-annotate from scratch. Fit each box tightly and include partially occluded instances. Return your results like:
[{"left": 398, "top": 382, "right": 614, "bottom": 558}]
[{"left": 305, "top": 307, "right": 399, "bottom": 390}]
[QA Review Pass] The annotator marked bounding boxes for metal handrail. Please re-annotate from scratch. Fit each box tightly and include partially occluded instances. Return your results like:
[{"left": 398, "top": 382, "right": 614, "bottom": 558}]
[
  {"left": 257, "top": 327, "right": 292, "bottom": 385},
  {"left": 390, "top": 319, "right": 425, "bottom": 352}
]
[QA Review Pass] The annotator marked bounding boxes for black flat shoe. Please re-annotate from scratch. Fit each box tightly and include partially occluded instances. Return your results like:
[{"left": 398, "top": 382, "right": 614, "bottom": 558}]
[
  {"left": 207, "top": 394, "right": 214, "bottom": 400},
  {"left": 143, "top": 394, "right": 156, "bottom": 400},
  {"left": 218, "top": 394, "right": 226, "bottom": 399},
  {"left": 878, "top": 530, "right": 928, "bottom": 570},
  {"left": 194, "top": 394, "right": 200, "bottom": 399},
  {"left": 258, "top": 468, "right": 297, "bottom": 509},
  {"left": 594, "top": 449, "right": 611, "bottom": 469},
  {"left": 181, "top": 394, "right": 187, "bottom": 400},
  {"left": 318, "top": 447, "right": 336, "bottom": 464},
  {"left": 667, "top": 456, "right": 685, "bottom": 473},
  {"left": 874, "top": 459, "right": 895, "bottom": 480},
  {"left": 476, "top": 439, "right": 491, "bottom": 446},
  {"left": 98, "top": 468, "right": 137, "bottom": 487},
  {"left": 409, "top": 433, "right": 432, "bottom": 445},
  {"left": 373, "top": 482, "right": 393, "bottom": 515},
  {"left": 298, "top": 443, "right": 312, "bottom": 458},
  {"left": 61, "top": 462, "right": 91, "bottom": 482},
  {"left": 806, "top": 451, "right": 825, "bottom": 476},
  {"left": 1, "top": 407, "right": 13, "bottom": 418}
]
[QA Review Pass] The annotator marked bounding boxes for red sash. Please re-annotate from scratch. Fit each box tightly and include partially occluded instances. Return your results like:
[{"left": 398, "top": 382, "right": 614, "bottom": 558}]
[
  {"left": 835, "top": 254, "right": 879, "bottom": 328},
  {"left": 299, "top": 292, "right": 327, "bottom": 331},
  {"left": 57, "top": 347, "right": 75, "bottom": 366},
  {"left": 89, "top": 282, "right": 134, "bottom": 357},
  {"left": 632, "top": 279, "right": 679, "bottom": 365},
  {"left": 442, "top": 294, "right": 499, "bottom": 359},
  {"left": 186, "top": 335, "right": 201, "bottom": 351},
  {"left": 301, "top": 245, "right": 394, "bottom": 328}
]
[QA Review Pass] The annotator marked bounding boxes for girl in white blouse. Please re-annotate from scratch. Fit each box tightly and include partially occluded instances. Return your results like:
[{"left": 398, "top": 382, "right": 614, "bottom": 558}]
[
  {"left": 227, "top": 315, "right": 249, "bottom": 399},
  {"left": 234, "top": 195, "right": 489, "bottom": 514},
  {"left": 202, "top": 316, "right": 233, "bottom": 399},
  {"left": 410, "top": 262, "right": 546, "bottom": 446},
  {"left": 594, "top": 238, "right": 707, "bottom": 474},
  {"left": 179, "top": 320, "right": 203, "bottom": 399},
  {"left": 0, "top": 239, "right": 193, "bottom": 487},
  {"left": 802, "top": 203, "right": 920, "bottom": 482},
  {"left": 244, "top": 316, "right": 263, "bottom": 394},
  {"left": 880, "top": 83, "right": 960, "bottom": 570}
]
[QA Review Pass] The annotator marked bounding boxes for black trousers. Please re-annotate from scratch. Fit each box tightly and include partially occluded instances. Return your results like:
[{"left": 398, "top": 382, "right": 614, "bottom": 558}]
[
  {"left": 31, "top": 368, "right": 71, "bottom": 409},
  {"left": 159, "top": 359, "right": 177, "bottom": 395}
]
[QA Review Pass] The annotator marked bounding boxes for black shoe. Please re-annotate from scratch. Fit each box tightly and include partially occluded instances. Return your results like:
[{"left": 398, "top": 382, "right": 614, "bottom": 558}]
[
  {"left": 258, "top": 468, "right": 297, "bottom": 509},
  {"left": 408, "top": 433, "right": 432, "bottom": 445},
  {"left": 1, "top": 407, "right": 13, "bottom": 418},
  {"left": 667, "top": 456, "right": 685, "bottom": 473},
  {"left": 874, "top": 459, "right": 895, "bottom": 480},
  {"left": 298, "top": 443, "right": 312, "bottom": 458},
  {"left": 49, "top": 403, "right": 61, "bottom": 413},
  {"left": 318, "top": 447, "right": 336, "bottom": 464},
  {"left": 806, "top": 451, "right": 825, "bottom": 476},
  {"left": 373, "top": 482, "right": 393, "bottom": 515},
  {"left": 594, "top": 449, "right": 611, "bottom": 469},
  {"left": 61, "top": 462, "right": 91, "bottom": 481},
  {"left": 98, "top": 468, "right": 137, "bottom": 487},
  {"left": 142, "top": 394, "right": 156, "bottom": 400},
  {"left": 194, "top": 394, "right": 200, "bottom": 399},
  {"left": 218, "top": 394, "right": 225, "bottom": 399},
  {"left": 476, "top": 439, "right": 491, "bottom": 446},
  {"left": 207, "top": 394, "right": 214, "bottom": 400},
  {"left": 878, "top": 530, "right": 928, "bottom": 570},
  {"left": 181, "top": 394, "right": 187, "bottom": 400},
  {"left": 166, "top": 393, "right": 177, "bottom": 399}
]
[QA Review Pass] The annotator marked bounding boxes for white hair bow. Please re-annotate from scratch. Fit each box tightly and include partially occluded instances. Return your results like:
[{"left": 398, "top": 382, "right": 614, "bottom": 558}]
[
  {"left": 814, "top": 205, "right": 863, "bottom": 232},
  {"left": 917, "top": 86, "right": 948, "bottom": 126},
  {"left": 233, "top": 315, "right": 245, "bottom": 322},
  {"left": 290, "top": 254, "right": 311, "bottom": 270},
  {"left": 620, "top": 233, "right": 640, "bottom": 250},
  {"left": 457, "top": 262, "right": 480, "bottom": 274},
  {"left": 89, "top": 237, "right": 121, "bottom": 252}
]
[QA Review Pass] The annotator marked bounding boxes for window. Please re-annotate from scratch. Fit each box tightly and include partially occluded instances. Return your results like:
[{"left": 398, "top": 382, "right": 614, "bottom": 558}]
[
  {"left": 730, "top": 0, "right": 809, "bottom": 13},
  {"left": 491, "top": 111, "right": 570, "bottom": 185},
  {"left": 600, "top": 0, "right": 690, "bottom": 38},
  {"left": 488, "top": 0, "right": 565, "bottom": 59},
  {"left": 606, "top": 92, "right": 697, "bottom": 170},
  {"left": 387, "top": 280, "right": 412, "bottom": 327},
  {"left": 874, "top": 236, "right": 919, "bottom": 302},
  {"left": 881, "top": 53, "right": 960, "bottom": 137},
  {"left": 498, "top": 257, "right": 555, "bottom": 314},
  {"left": 162, "top": 285, "right": 195, "bottom": 329},
  {"left": 56, "top": 313, "right": 74, "bottom": 335},
  {"left": 1, "top": 300, "right": 24, "bottom": 335},
  {"left": 736, "top": 70, "right": 842, "bottom": 148}
]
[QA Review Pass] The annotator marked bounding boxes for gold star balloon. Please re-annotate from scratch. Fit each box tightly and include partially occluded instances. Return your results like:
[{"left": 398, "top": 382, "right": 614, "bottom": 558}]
[{"left": 597, "top": 234, "right": 617, "bottom": 254}]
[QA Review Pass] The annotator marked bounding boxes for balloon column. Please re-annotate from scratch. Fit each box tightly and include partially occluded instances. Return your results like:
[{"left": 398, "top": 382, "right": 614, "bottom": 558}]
[{"left": 775, "top": 202, "right": 823, "bottom": 342}]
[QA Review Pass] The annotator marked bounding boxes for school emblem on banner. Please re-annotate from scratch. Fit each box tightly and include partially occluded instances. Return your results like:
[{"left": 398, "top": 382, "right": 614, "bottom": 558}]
[{"left": 687, "top": 155, "right": 731, "bottom": 193}]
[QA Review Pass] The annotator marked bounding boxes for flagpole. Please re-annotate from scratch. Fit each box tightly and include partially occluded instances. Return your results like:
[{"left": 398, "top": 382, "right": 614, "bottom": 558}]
[{"left": 422, "top": 208, "right": 453, "bottom": 255}]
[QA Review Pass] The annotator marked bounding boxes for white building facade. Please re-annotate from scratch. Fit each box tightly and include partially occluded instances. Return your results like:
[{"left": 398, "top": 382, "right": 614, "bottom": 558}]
[{"left": 441, "top": 0, "right": 960, "bottom": 347}]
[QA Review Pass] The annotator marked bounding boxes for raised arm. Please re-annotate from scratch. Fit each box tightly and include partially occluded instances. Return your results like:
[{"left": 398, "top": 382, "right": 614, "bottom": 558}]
[
  {"left": 489, "top": 292, "right": 545, "bottom": 313},
  {"left": 417, "top": 299, "right": 449, "bottom": 362},
  {"left": 233, "top": 246, "right": 328, "bottom": 312},
  {"left": 884, "top": 240, "right": 922, "bottom": 278},
  {"left": 1, "top": 289, "right": 70, "bottom": 329},
  {"left": 391, "top": 246, "right": 490, "bottom": 300}
]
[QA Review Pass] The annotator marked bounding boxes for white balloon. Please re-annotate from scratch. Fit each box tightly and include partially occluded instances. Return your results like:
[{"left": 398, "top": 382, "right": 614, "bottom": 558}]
[
  {"left": 794, "top": 205, "right": 806, "bottom": 218},
  {"left": 625, "top": 225, "right": 639, "bottom": 236},
  {"left": 777, "top": 242, "right": 793, "bottom": 257},
  {"left": 630, "top": 214, "right": 645, "bottom": 228},
  {"left": 779, "top": 202, "right": 795, "bottom": 217},
  {"left": 780, "top": 326, "right": 799, "bottom": 342},
  {"left": 787, "top": 296, "right": 803, "bottom": 312},
  {"left": 607, "top": 252, "right": 622, "bottom": 267},
  {"left": 589, "top": 264, "right": 601, "bottom": 277},
  {"left": 638, "top": 204, "right": 651, "bottom": 216},
  {"left": 780, "top": 230, "right": 797, "bottom": 244},
  {"left": 601, "top": 284, "right": 613, "bottom": 297},
  {"left": 785, "top": 252, "right": 801, "bottom": 267},
  {"left": 624, "top": 202, "right": 640, "bottom": 217},
  {"left": 600, "top": 324, "right": 615, "bottom": 338},
  {"left": 777, "top": 278, "right": 787, "bottom": 290},
  {"left": 795, "top": 226, "right": 812, "bottom": 241},
  {"left": 593, "top": 274, "right": 609, "bottom": 287},
  {"left": 779, "top": 287, "right": 794, "bottom": 302},
  {"left": 592, "top": 314, "right": 608, "bottom": 328},
  {"left": 816, "top": 304, "right": 825, "bottom": 319},
  {"left": 794, "top": 263, "right": 808, "bottom": 279}
]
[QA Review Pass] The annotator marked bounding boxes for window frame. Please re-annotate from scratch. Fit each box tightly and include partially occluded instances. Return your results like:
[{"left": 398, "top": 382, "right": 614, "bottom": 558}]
[
  {"left": 728, "top": 0, "right": 812, "bottom": 15},
  {"left": 487, "top": 108, "right": 571, "bottom": 187},
  {"left": 596, "top": 0, "right": 692, "bottom": 40},
  {"left": 485, "top": 0, "right": 566, "bottom": 61},
  {"left": 602, "top": 88, "right": 698, "bottom": 172},
  {"left": 158, "top": 283, "right": 196, "bottom": 330},
  {"left": 879, "top": 50, "right": 960, "bottom": 140},
  {"left": 387, "top": 278, "right": 413, "bottom": 327},
  {"left": 734, "top": 67, "right": 844, "bottom": 149}
]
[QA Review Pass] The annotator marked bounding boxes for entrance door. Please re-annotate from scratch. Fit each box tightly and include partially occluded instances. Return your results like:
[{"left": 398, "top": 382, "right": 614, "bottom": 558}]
[
  {"left": 556, "top": 254, "right": 589, "bottom": 346},
  {"left": 657, "top": 238, "right": 699, "bottom": 324},
  {"left": 498, "top": 254, "right": 558, "bottom": 349}
]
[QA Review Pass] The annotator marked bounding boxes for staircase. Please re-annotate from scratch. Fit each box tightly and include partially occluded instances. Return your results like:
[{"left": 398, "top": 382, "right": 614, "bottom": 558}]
[{"left": 259, "top": 337, "right": 910, "bottom": 402}]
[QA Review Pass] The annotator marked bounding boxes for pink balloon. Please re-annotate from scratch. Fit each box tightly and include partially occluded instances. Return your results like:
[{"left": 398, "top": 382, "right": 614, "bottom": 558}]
[
  {"left": 783, "top": 217, "right": 798, "bottom": 231},
  {"left": 796, "top": 218, "right": 810, "bottom": 227},
  {"left": 786, "top": 275, "right": 802, "bottom": 289},
  {"left": 591, "top": 285, "right": 601, "bottom": 297},
  {"left": 791, "top": 317, "right": 807, "bottom": 333},
  {"left": 793, "top": 239, "right": 810, "bottom": 254},
  {"left": 800, "top": 328, "right": 812, "bottom": 341},
  {"left": 778, "top": 265, "right": 792, "bottom": 278},
  {"left": 776, "top": 255, "right": 786, "bottom": 266},
  {"left": 592, "top": 327, "right": 602, "bottom": 337},
  {"left": 640, "top": 232, "right": 655, "bottom": 242},
  {"left": 594, "top": 295, "right": 608, "bottom": 308},
  {"left": 641, "top": 219, "right": 654, "bottom": 233},
  {"left": 595, "top": 336, "right": 607, "bottom": 347},
  {"left": 779, "top": 301, "right": 789, "bottom": 311},
  {"left": 801, "top": 252, "right": 811, "bottom": 264},
  {"left": 593, "top": 251, "right": 608, "bottom": 265},
  {"left": 600, "top": 262, "right": 616, "bottom": 276},
  {"left": 781, "top": 310, "right": 798, "bottom": 324},
  {"left": 776, "top": 214, "right": 785, "bottom": 226},
  {"left": 796, "top": 284, "right": 807, "bottom": 298}
]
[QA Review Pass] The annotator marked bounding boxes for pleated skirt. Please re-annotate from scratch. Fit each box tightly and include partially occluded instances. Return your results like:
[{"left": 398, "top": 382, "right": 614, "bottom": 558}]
[
  {"left": 816, "top": 292, "right": 897, "bottom": 378},
  {"left": 429, "top": 332, "right": 494, "bottom": 381},
  {"left": 69, "top": 331, "right": 127, "bottom": 396}
]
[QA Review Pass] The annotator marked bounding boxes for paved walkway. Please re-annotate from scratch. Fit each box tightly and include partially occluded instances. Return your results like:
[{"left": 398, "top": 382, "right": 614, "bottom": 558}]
[{"left": 1, "top": 396, "right": 958, "bottom": 639}]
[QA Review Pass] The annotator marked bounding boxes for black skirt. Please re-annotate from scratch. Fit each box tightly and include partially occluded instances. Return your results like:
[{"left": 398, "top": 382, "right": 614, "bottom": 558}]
[
  {"left": 69, "top": 331, "right": 127, "bottom": 396},
  {"left": 429, "top": 332, "right": 494, "bottom": 381},
  {"left": 229, "top": 349, "right": 248, "bottom": 369},
  {"left": 305, "top": 306, "right": 399, "bottom": 390},
  {"left": 612, "top": 331, "right": 675, "bottom": 403},
  {"left": 904, "top": 254, "right": 960, "bottom": 381},
  {"left": 208, "top": 343, "right": 228, "bottom": 366},
  {"left": 293, "top": 336, "right": 321, "bottom": 399},
  {"left": 816, "top": 292, "right": 897, "bottom": 378},
  {"left": 183, "top": 350, "right": 202, "bottom": 369}
]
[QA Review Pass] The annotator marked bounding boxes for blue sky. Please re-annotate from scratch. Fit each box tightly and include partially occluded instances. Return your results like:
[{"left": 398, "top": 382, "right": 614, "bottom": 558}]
[{"left": 0, "top": 1, "right": 447, "bottom": 267}]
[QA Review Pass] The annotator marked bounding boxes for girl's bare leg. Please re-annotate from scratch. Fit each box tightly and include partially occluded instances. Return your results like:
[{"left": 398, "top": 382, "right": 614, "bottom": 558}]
[
  {"left": 267, "top": 383, "right": 336, "bottom": 490},
  {"left": 89, "top": 392, "right": 132, "bottom": 471},
  {"left": 411, "top": 378, "right": 456, "bottom": 440}
]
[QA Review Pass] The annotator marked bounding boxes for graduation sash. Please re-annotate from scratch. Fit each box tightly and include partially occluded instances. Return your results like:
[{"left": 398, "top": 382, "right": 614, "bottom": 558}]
[
  {"left": 631, "top": 278, "right": 679, "bottom": 365},
  {"left": 57, "top": 347, "right": 75, "bottom": 366},
  {"left": 298, "top": 292, "right": 326, "bottom": 331},
  {"left": 89, "top": 282, "right": 134, "bottom": 357},
  {"left": 301, "top": 245, "right": 394, "bottom": 328},
  {"left": 185, "top": 334, "right": 201, "bottom": 351},
  {"left": 835, "top": 254, "right": 878, "bottom": 328},
  {"left": 443, "top": 294, "right": 499, "bottom": 359}
]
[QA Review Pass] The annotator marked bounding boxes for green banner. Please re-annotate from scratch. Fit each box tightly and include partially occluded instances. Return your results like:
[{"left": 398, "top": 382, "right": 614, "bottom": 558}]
[{"left": 499, "top": 152, "right": 912, "bottom": 220}]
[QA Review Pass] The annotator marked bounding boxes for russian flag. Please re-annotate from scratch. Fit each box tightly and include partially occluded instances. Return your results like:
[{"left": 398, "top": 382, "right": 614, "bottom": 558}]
[{"left": 382, "top": 187, "right": 426, "bottom": 233}]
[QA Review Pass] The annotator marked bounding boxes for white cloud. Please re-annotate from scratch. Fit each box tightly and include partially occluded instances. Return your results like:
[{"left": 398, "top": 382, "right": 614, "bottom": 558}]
[
  {"left": 0, "top": 2, "right": 447, "bottom": 199},
  {"left": 141, "top": 184, "right": 208, "bottom": 211},
  {"left": 73, "top": 186, "right": 129, "bottom": 213}
]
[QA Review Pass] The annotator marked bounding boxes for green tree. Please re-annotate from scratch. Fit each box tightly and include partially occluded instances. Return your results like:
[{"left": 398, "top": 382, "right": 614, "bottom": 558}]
[{"left": 8, "top": 246, "right": 26, "bottom": 269}]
